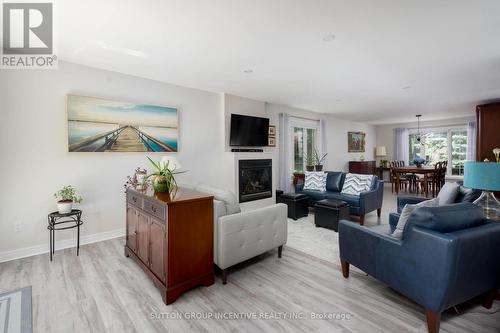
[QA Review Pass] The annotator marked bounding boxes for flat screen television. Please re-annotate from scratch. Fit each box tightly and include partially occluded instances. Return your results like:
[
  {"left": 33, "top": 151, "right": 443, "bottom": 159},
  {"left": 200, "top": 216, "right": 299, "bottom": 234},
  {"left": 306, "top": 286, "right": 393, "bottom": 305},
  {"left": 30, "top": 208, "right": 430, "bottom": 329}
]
[{"left": 230, "top": 114, "right": 269, "bottom": 146}]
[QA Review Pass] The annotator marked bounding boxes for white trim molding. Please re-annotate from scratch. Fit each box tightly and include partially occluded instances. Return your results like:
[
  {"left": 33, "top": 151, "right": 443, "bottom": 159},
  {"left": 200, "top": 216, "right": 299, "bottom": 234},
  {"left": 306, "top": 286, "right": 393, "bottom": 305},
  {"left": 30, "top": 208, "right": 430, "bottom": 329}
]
[{"left": 0, "top": 228, "right": 125, "bottom": 263}]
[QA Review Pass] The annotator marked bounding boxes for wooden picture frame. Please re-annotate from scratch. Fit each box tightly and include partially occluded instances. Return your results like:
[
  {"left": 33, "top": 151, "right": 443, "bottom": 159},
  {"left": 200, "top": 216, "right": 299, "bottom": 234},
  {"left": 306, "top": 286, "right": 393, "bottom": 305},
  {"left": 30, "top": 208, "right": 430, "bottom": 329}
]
[
  {"left": 348, "top": 131, "right": 365, "bottom": 152},
  {"left": 268, "top": 125, "right": 276, "bottom": 136}
]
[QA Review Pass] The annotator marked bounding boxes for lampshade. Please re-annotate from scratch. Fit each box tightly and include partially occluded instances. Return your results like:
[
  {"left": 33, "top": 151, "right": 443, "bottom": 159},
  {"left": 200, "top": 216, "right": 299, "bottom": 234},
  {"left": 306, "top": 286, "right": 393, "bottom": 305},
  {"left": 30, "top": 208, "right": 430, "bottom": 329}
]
[
  {"left": 375, "top": 146, "right": 387, "bottom": 157},
  {"left": 160, "top": 156, "right": 181, "bottom": 171},
  {"left": 464, "top": 162, "right": 500, "bottom": 191}
]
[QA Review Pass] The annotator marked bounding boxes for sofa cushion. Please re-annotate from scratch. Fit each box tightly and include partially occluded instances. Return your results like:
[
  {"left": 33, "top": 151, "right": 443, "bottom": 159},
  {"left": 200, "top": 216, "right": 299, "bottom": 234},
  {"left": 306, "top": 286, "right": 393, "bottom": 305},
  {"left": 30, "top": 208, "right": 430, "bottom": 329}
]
[
  {"left": 455, "top": 186, "right": 481, "bottom": 203},
  {"left": 326, "top": 192, "right": 360, "bottom": 207},
  {"left": 302, "top": 189, "right": 327, "bottom": 202},
  {"left": 325, "top": 172, "right": 345, "bottom": 192},
  {"left": 341, "top": 173, "right": 374, "bottom": 196},
  {"left": 391, "top": 198, "right": 439, "bottom": 239},
  {"left": 437, "top": 182, "right": 460, "bottom": 205},
  {"left": 304, "top": 171, "right": 327, "bottom": 191},
  {"left": 405, "top": 202, "right": 485, "bottom": 234},
  {"left": 196, "top": 184, "right": 241, "bottom": 215}
]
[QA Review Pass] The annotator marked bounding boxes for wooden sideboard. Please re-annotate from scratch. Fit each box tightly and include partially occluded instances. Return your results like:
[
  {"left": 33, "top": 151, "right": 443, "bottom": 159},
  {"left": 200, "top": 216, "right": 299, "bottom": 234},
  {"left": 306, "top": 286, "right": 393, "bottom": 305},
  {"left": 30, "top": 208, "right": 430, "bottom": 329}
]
[
  {"left": 348, "top": 161, "right": 376, "bottom": 175},
  {"left": 476, "top": 102, "right": 500, "bottom": 162},
  {"left": 125, "top": 187, "right": 214, "bottom": 305}
]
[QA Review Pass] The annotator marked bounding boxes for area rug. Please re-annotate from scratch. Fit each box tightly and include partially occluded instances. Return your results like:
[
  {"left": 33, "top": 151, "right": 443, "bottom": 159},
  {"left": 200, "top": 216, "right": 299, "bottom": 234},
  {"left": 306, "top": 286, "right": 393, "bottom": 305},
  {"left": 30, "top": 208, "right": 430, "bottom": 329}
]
[{"left": 0, "top": 286, "right": 32, "bottom": 333}]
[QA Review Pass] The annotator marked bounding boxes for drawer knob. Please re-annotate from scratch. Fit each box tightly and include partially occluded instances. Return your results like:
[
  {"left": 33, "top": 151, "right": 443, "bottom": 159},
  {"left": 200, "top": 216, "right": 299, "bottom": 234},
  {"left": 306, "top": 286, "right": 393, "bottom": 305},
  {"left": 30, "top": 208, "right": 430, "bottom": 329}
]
[
  {"left": 152, "top": 205, "right": 157, "bottom": 213},
  {"left": 133, "top": 197, "right": 137, "bottom": 202}
]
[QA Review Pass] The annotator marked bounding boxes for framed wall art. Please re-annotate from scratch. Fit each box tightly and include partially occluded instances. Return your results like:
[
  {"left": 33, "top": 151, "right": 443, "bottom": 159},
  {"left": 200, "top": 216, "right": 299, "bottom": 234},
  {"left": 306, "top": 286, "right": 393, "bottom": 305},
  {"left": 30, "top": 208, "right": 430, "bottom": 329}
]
[
  {"left": 67, "top": 95, "right": 178, "bottom": 152},
  {"left": 348, "top": 131, "right": 365, "bottom": 152}
]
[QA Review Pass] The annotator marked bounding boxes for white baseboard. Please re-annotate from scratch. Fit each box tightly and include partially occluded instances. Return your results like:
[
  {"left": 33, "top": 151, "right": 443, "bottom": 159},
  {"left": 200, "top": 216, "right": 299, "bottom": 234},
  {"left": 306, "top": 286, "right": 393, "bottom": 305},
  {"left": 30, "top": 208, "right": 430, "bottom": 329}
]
[{"left": 0, "top": 228, "right": 125, "bottom": 263}]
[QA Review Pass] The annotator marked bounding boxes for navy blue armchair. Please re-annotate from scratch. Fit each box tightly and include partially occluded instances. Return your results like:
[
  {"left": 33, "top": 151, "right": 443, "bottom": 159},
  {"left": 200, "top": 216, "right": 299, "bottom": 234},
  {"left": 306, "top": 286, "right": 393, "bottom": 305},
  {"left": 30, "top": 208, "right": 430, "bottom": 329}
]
[
  {"left": 339, "top": 203, "right": 500, "bottom": 333},
  {"left": 296, "top": 171, "right": 384, "bottom": 225}
]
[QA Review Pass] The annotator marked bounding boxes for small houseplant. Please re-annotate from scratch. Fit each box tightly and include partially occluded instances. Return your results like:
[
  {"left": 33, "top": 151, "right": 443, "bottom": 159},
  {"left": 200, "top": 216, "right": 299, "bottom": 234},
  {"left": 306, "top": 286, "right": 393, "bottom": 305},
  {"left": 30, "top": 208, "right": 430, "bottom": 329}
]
[
  {"left": 305, "top": 151, "right": 315, "bottom": 171},
  {"left": 494, "top": 147, "right": 500, "bottom": 163},
  {"left": 54, "top": 185, "right": 83, "bottom": 214},
  {"left": 313, "top": 149, "right": 328, "bottom": 171},
  {"left": 146, "top": 156, "right": 185, "bottom": 193}
]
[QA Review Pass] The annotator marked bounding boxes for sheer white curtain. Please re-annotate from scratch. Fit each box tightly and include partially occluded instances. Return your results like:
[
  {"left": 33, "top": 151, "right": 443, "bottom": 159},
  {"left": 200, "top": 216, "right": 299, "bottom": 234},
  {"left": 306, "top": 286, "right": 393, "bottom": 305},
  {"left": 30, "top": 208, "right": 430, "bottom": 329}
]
[
  {"left": 394, "top": 128, "right": 409, "bottom": 163},
  {"left": 466, "top": 121, "right": 476, "bottom": 161},
  {"left": 279, "top": 113, "right": 292, "bottom": 192},
  {"left": 319, "top": 119, "right": 327, "bottom": 165}
]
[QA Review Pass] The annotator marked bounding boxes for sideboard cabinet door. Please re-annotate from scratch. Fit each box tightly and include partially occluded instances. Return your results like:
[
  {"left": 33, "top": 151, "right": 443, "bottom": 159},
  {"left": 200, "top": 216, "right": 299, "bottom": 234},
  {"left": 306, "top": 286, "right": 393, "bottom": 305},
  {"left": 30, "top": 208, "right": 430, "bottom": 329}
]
[
  {"left": 126, "top": 205, "right": 138, "bottom": 253},
  {"left": 149, "top": 218, "right": 166, "bottom": 284},
  {"left": 137, "top": 212, "right": 150, "bottom": 265}
]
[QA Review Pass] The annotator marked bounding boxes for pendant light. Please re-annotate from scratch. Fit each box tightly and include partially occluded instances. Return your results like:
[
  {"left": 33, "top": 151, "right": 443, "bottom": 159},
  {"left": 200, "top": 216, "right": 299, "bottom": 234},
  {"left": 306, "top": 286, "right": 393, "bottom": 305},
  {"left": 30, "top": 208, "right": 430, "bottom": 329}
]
[{"left": 416, "top": 114, "right": 422, "bottom": 143}]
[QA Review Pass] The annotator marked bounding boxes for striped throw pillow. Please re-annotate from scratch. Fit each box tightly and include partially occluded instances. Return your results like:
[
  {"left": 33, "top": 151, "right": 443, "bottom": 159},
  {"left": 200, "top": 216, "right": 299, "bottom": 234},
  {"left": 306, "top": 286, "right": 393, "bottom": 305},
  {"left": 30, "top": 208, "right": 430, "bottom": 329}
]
[
  {"left": 341, "top": 173, "right": 374, "bottom": 196},
  {"left": 304, "top": 171, "right": 327, "bottom": 191}
]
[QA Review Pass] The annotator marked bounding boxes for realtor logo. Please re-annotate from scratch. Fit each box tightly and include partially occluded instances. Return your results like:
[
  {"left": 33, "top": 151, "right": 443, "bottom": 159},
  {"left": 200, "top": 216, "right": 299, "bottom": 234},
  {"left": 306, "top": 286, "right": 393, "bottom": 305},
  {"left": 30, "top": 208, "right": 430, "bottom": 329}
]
[{"left": 1, "top": 1, "right": 57, "bottom": 68}]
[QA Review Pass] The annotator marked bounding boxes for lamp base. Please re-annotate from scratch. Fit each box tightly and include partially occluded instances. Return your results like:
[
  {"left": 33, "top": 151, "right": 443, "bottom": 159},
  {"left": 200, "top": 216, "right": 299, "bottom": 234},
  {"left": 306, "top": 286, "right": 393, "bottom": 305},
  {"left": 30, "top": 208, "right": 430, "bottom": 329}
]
[{"left": 473, "top": 191, "right": 500, "bottom": 221}]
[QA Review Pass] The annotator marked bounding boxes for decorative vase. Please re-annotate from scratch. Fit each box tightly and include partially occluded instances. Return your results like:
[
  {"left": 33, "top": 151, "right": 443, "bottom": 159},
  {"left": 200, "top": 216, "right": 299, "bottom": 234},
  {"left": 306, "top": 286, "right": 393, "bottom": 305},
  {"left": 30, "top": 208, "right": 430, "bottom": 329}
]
[
  {"left": 315, "top": 165, "right": 323, "bottom": 171},
  {"left": 153, "top": 180, "right": 168, "bottom": 193},
  {"left": 57, "top": 201, "right": 73, "bottom": 214},
  {"left": 306, "top": 165, "right": 315, "bottom": 172}
]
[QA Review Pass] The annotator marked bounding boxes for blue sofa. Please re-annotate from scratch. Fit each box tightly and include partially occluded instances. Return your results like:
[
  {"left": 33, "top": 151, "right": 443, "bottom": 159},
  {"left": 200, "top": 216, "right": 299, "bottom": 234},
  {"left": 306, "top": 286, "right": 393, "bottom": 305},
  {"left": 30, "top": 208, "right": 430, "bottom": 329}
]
[
  {"left": 295, "top": 171, "right": 384, "bottom": 225},
  {"left": 339, "top": 203, "right": 500, "bottom": 333},
  {"left": 394, "top": 185, "right": 481, "bottom": 214}
]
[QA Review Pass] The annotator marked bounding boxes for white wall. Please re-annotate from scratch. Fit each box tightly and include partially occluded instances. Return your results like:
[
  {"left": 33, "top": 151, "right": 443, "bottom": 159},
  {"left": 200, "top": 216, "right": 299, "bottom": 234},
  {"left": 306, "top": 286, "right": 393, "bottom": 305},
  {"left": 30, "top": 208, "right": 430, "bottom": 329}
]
[
  {"left": 0, "top": 61, "right": 233, "bottom": 255},
  {"left": 265, "top": 104, "right": 376, "bottom": 173},
  {"left": 0, "top": 63, "right": 377, "bottom": 258},
  {"left": 375, "top": 116, "right": 474, "bottom": 162}
]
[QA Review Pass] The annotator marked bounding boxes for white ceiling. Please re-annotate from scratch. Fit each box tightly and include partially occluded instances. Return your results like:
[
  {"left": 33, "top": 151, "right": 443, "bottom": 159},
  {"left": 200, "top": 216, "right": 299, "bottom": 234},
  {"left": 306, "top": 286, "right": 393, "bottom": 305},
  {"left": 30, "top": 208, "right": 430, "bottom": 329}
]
[{"left": 58, "top": 0, "right": 500, "bottom": 124}]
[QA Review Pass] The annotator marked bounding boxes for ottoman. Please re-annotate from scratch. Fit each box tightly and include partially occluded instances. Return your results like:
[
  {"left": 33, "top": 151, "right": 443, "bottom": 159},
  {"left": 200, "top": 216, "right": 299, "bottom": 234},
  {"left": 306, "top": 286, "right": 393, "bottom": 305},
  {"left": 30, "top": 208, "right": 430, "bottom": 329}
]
[
  {"left": 278, "top": 193, "right": 309, "bottom": 220},
  {"left": 314, "top": 199, "right": 349, "bottom": 232}
]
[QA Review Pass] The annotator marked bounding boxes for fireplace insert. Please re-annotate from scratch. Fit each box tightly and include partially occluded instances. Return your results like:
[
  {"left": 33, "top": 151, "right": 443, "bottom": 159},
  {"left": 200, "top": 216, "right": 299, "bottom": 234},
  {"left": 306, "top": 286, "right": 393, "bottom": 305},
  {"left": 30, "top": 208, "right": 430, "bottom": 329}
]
[{"left": 239, "top": 159, "right": 272, "bottom": 203}]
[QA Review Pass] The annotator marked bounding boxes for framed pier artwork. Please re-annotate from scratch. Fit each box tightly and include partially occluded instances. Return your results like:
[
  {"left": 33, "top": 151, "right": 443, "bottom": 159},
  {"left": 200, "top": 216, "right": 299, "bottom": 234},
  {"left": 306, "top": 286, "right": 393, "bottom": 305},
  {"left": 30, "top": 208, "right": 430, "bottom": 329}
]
[{"left": 67, "top": 95, "right": 178, "bottom": 152}]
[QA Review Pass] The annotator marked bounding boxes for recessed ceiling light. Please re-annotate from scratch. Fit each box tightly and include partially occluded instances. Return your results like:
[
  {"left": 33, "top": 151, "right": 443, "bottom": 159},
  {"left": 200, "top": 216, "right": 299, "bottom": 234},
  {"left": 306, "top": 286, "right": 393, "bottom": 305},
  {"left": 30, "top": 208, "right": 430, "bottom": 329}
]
[
  {"left": 243, "top": 69, "right": 253, "bottom": 74},
  {"left": 322, "top": 34, "right": 336, "bottom": 42},
  {"left": 401, "top": 85, "right": 411, "bottom": 90}
]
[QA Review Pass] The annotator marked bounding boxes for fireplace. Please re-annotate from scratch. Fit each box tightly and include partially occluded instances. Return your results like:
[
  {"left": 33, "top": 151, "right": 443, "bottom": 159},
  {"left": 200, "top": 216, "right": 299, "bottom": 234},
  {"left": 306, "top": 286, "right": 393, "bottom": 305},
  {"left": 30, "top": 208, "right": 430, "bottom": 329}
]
[{"left": 239, "top": 159, "right": 272, "bottom": 203}]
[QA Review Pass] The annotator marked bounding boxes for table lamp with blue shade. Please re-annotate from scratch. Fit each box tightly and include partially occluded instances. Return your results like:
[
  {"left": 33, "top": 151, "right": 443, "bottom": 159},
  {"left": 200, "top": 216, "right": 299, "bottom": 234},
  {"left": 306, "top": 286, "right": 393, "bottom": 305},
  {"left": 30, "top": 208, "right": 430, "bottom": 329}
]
[{"left": 464, "top": 162, "right": 500, "bottom": 220}]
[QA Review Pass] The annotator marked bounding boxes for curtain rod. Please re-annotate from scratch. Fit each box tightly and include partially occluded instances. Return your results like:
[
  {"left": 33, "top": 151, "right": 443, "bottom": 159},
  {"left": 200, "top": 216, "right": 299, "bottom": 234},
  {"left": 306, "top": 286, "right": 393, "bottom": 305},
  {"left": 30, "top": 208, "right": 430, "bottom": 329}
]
[
  {"left": 283, "top": 113, "right": 321, "bottom": 121},
  {"left": 405, "top": 123, "right": 468, "bottom": 130}
]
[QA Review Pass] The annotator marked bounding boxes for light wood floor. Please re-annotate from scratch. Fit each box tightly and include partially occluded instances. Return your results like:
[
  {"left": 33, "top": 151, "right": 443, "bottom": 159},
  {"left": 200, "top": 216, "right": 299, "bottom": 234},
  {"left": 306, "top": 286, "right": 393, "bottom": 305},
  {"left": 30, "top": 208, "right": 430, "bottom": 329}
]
[{"left": 0, "top": 184, "right": 499, "bottom": 333}]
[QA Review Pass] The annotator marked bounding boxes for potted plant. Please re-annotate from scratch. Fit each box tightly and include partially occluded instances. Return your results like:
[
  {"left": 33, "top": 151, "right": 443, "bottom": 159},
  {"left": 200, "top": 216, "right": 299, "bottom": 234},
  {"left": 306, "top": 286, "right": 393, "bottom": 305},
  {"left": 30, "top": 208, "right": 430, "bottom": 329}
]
[
  {"left": 305, "top": 151, "right": 315, "bottom": 171},
  {"left": 54, "top": 185, "right": 83, "bottom": 214},
  {"left": 313, "top": 149, "right": 328, "bottom": 171},
  {"left": 146, "top": 156, "right": 185, "bottom": 193}
]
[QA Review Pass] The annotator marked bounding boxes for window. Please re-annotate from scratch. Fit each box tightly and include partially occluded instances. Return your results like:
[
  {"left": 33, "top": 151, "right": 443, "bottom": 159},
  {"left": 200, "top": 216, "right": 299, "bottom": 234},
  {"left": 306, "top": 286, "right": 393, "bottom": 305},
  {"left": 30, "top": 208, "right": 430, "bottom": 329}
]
[
  {"left": 408, "top": 126, "right": 467, "bottom": 176},
  {"left": 291, "top": 118, "right": 320, "bottom": 172}
]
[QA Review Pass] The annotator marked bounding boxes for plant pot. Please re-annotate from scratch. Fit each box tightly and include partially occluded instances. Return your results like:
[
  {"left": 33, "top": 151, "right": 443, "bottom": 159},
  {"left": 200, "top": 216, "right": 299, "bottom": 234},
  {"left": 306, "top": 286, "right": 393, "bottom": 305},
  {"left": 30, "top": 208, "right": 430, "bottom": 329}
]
[
  {"left": 57, "top": 201, "right": 73, "bottom": 214},
  {"left": 306, "top": 165, "right": 315, "bottom": 171},
  {"left": 315, "top": 165, "right": 323, "bottom": 171},
  {"left": 153, "top": 180, "right": 169, "bottom": 193}
]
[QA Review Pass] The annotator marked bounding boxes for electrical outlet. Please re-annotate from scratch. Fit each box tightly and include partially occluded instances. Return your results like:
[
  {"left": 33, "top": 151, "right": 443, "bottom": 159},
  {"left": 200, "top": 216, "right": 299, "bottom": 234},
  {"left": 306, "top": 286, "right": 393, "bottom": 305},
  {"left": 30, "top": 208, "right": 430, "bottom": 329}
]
[{"left": 14, "top": 222, "right": 22, "bottom": 233}]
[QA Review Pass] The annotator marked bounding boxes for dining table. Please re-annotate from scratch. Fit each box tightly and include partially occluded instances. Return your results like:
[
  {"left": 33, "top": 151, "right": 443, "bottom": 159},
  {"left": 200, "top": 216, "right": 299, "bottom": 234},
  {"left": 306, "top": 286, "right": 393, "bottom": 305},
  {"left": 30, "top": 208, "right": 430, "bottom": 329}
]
[{"left": 393, "top": 166, "right": 438, "bottom": 197}]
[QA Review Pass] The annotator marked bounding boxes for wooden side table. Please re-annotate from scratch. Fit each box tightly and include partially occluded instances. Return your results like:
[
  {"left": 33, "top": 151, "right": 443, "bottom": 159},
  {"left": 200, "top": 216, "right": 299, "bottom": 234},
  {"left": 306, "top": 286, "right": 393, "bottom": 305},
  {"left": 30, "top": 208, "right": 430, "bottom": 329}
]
[
  {"left": 376, "top": 167, "right": 391, "bottom": 182},
  {"left": 47, "top": 210, "right": 83, "bottom": 261}
]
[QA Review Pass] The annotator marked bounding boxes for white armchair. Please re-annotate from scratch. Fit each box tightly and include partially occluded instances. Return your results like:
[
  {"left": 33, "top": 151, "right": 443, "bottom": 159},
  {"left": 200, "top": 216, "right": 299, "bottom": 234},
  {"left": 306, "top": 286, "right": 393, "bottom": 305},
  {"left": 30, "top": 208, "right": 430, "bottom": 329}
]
[
  {"left": 214, "top": 201, "right": 287, "bottom": 283},
  {"left": 196, "top": 184, "right": 288, "bottom": 284}
]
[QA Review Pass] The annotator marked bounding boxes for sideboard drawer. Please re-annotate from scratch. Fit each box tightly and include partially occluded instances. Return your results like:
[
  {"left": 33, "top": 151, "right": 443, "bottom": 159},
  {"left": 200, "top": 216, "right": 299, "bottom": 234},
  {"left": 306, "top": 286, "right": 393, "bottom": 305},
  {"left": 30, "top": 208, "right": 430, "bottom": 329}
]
[
  {"left": 143, "top": 199, "right": 166, "bottom": 220},
  {"left": 127, "top": 192, "right": 142, "bottom": 208}
]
